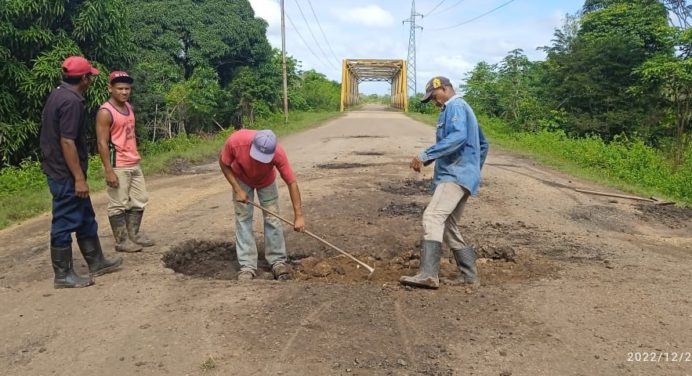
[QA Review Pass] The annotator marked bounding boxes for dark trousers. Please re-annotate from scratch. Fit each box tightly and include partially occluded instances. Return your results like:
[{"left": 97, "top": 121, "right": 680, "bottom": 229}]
[{"left": 47, "top": 176, "right": 98, "bottom": 247}]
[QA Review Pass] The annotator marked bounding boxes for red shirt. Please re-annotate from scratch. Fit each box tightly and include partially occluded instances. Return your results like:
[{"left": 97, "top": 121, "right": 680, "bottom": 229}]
[{"left": 220, "top": 129, "right": 296, "bottom": 188}]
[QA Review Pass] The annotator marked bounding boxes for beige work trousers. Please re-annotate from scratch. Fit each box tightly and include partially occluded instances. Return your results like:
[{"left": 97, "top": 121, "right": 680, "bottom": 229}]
[
  {"left": 422, "top": 182, "right": 469, "bottom": 249},
  {"left": 106, "top": 165, "right": 149, "bottom": 216}
]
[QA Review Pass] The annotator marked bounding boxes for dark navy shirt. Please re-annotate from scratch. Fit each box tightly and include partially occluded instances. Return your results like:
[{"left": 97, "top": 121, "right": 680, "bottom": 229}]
[{"left": 40, "top": 83, "right": 89, "bottom": 181}]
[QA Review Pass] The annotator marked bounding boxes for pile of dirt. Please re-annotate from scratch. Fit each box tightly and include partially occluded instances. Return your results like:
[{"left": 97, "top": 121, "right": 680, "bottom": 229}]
[
  {"left": 316, "top": 163, "right": 374, "bottom": 169},
  {"left": 378, "top": 202, "right": 425, "bottom": 217},
  {"left": 380, "top": 178, "right": 432, "bottom": 196},
  {"left": 635, "top": 203, "right": 692, "bottom": 229},
  {"left": 162, "top": 240, "right": 238, "bottom": 280},
  {"left": 477, "top": 245, "right": 517, "bottom": 262}
]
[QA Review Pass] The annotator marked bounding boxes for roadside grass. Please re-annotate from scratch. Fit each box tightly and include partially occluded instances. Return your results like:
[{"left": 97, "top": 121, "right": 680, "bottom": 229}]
[
  {"left": 0, "top": 111, "right": 342, "bottom": 229},
  {"left": 407, "top": 112, "right": 692, "bottom": 206}
]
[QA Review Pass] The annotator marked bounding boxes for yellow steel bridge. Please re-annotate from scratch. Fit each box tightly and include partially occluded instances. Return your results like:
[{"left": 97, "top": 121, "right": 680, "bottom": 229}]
[{"left": 340, "top": 59, "right": 408, "bottom": 112}]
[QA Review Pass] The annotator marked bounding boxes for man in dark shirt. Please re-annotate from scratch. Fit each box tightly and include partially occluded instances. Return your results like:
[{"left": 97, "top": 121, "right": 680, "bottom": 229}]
[{"left": 40, "top": 56, "right": 122, "bottom": 288}]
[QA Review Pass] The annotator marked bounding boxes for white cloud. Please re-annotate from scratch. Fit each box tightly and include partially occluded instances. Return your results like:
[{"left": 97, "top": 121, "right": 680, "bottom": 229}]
[
  {"left": 250, "top": 0, "right": 281, "bottom": 27},
  {"left": 334, "top": 5, "right": 395, "bottom": 28}
]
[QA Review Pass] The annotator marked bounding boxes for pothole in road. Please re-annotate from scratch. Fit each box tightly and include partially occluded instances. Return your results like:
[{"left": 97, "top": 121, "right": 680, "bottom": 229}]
[
  {"left": 162, "top": 240, "right": 239, "bottom": 280},
  {"left": 161, "top": 238, "right": 538, "bottom": 285},
  {"left": 316, "top": 163, "right": 374, "bottom": 169}
]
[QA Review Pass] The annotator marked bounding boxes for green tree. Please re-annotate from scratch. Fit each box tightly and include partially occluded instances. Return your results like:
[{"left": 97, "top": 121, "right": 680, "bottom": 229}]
[
  {"left": 125, "top": 0, "right": 273, "bottom": 128},
  {"left": 0, "top": 0, "right": 133, "bottom": 166},
  {"left": 634, "top": 27, "right": 692, "bottom": 167},
  {"left": 461, "top": 61, "right": 500, "bottom": 117},
  {"left": 548, "top": 0, "right": 675, "bottom": 139},
  {"left": 226, "top": 49, "right": 299, "bottom": 124},
  {"left": 164, "top": 67, "right": 223, "bottom": 134},
  {"left": 294, "top": 70, "right": 341, "bottom": 111}
]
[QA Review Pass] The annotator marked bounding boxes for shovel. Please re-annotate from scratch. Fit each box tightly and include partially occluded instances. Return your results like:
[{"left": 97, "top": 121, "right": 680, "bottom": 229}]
[{"left": 245, "top": 201, "right": 375, "bottom": 279}]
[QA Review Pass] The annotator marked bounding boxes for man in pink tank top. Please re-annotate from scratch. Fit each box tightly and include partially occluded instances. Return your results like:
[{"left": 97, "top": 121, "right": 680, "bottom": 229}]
[{"left": 96, "top": 71, "right": 155, "bottom": 253}]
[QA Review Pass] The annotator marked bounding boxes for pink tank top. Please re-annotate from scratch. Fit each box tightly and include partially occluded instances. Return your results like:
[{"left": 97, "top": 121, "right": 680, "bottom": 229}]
[{"left": 100, "top": 101, "right": 141, "bottom": 167}]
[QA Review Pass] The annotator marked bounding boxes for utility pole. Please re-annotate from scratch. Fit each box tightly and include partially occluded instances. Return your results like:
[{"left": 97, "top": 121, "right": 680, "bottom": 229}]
[
  {"left": 403, "top": 0, "right": 423, "bottom": 97},
  {"left": 280, "top": 0, "right": 289, "bottom": 123}
]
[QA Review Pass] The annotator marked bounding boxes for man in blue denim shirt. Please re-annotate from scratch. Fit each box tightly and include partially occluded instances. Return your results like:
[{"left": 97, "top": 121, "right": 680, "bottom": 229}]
[{"left": 400, "top": 76, "right": 488, "bottom": 289}]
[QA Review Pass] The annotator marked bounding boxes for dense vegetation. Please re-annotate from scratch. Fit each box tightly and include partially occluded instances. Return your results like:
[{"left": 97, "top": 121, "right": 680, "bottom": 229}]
[
  {"left": 410, "top": 0, "right": 692, "bottom": 204},
  {"left": 0, "top": 0, "right": 341, "bottom": 167}
]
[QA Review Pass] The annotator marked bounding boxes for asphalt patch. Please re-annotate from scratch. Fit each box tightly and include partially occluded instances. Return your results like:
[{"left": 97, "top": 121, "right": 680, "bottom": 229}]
[
  {"left": 635, "top": 203, "right": 692, "bottom": 229},
  {"left": 380, "top": 179, "right": 432, "bottom": 196},
  {"left": 379, "top": 202, "right": 425, "bottom": 217}
]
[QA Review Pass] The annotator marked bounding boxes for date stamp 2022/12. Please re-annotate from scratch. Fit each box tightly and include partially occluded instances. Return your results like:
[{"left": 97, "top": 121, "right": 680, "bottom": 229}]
[{"left": 627, "top": 352, "right": 691, "bottom": 363}]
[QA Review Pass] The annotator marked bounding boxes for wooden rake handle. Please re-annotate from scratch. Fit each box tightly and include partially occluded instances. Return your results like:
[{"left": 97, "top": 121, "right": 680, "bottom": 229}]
[{"left": 245, "top": 201, "right": 375, "bottom": 276}]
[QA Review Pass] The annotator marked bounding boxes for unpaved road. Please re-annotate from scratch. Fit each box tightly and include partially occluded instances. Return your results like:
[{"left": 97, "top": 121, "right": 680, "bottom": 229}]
[{"left": 1, "top": 104, "right": 691, "bottom": 376}]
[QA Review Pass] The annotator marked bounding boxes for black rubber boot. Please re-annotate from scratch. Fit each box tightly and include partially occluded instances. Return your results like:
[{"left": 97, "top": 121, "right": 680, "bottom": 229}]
[
  {"left": 77, "top": 237, "right": 123, "bottom": 277},
  {"left": 51, "top": 245, "right": 94, "bottom": 289},
  {"left": 109, "top": 213, "right": 142, "bottom": 252},
  {"left": 399, "top": 240, "right": 441, "bottom": 289},
  {"left": 442, "top": 245, "right": 480, "bottom": 287},
  {"left": 126, "top": 210, "right": 155, "bottom": 247}
]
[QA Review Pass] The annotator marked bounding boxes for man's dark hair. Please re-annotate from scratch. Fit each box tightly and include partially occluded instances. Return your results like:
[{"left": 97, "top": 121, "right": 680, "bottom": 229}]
[
  {"left": 62, "top": 74, "right": 89, "bottom": 85},
  {"left": 110, "top": 77, "right": 133, "bottom": 85}
]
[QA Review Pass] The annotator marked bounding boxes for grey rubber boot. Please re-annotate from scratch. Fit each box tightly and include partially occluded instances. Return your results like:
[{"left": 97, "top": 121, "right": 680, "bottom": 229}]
[
  {"left": 399, "top": 240, "right": 441, "bottom": 289},
  {"left": 108, "top": 213, "right": 142, "bottom": 252},
  {"left": 51, "top": 245, "right": 94, "bottom": 289},
  {"left": 126, "top": 210, "right": 155, "bottom": 247},
  {"left": 237, "top": 270, "right": 255, "bottom": 281},
  {"left": 77, "top": 237, "right": 123, "bottom": 277},
  {"left": 272, "top": 262, "right": 291, "bottom": 281},
  {"left": 442, "top": 245, "right": 480, "bottom": 287}
]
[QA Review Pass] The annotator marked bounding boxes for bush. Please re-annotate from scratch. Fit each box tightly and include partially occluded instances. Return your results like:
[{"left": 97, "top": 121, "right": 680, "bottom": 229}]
[{"left": 480, "top": 115, "right": 692, "bottom": 204}]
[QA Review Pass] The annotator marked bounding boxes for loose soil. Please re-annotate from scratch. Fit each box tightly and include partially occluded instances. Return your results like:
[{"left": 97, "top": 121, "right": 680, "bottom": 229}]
[
  {"left": 1, "top": 104, "right": 690, "bottom": 376},
  {"left": 378, "top": 201, "right": 425, "bottom": 217},
  {"left": 380, "top": 178, "right": 432, "bottom": 195},
  {"left": 635, "top": 202, "right": 692, "bottom": 229}
]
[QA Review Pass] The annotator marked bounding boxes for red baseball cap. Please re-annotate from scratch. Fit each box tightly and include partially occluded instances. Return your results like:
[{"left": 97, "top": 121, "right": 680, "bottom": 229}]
[
  {"left": 109, "top": 70, "right": 134, "bottom": 84},
  {"left": 62, "top": 56, "right": 100, "bottom": 77}
]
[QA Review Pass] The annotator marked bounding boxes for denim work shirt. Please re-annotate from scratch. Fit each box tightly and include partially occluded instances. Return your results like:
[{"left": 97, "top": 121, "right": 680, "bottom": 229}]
[{"left": 418, "top": 95, "right": 489, "bottom": 196}]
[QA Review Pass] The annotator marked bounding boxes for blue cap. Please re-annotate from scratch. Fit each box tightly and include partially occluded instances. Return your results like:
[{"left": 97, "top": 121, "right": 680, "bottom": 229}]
[{"left": 250, "top": 130, "right": 277, "bottom": 163}]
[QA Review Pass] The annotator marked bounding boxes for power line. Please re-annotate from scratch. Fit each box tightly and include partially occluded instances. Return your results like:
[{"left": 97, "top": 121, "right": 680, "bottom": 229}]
[
  {"left": 428, "top": 0, "right": 516, "bottom": 31},
  {"left": 306, "top": 0, "right": 341, "bottom": 65},
  {"left": 427, "top": 0, "right": 465, "bottom": 17},
  {"left": 292, "top": 0, "right": 337, "bottom": 69},
  {"left": 424, "top": 0, "right": 446, "bottom": 16},
  {"left": 286, "top": 12, "right": 333, "bottom": 70}
]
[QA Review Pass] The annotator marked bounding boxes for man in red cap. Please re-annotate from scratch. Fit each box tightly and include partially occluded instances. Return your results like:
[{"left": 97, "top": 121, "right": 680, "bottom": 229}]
[
  {"left": 40, "top": 56, "right": 123, "bottom": 289},
  {"left": 96, "top": 71, "right": 155, "bottom": 253}
]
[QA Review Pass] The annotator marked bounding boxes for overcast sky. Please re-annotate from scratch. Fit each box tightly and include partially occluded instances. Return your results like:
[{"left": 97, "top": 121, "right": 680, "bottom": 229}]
[{"left": 249, "top": 0, "right": 585, "bottom": 94}]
